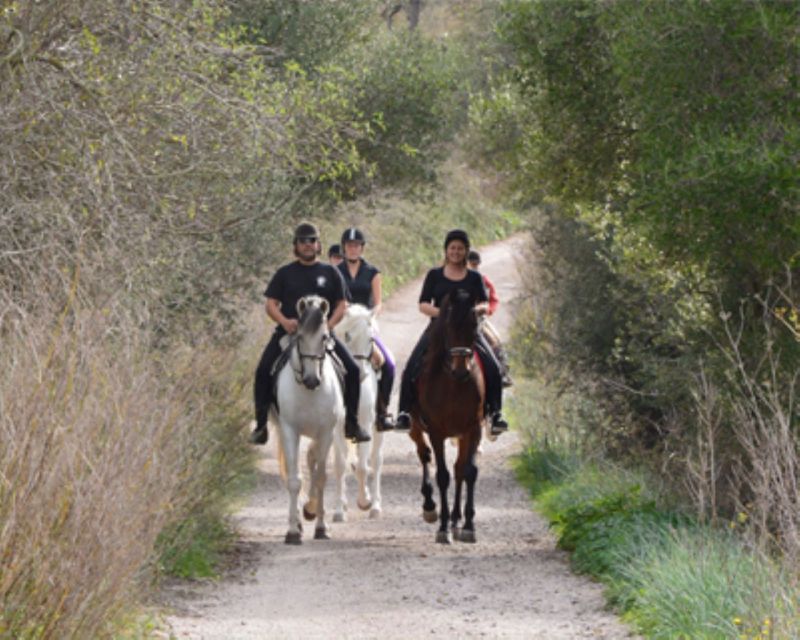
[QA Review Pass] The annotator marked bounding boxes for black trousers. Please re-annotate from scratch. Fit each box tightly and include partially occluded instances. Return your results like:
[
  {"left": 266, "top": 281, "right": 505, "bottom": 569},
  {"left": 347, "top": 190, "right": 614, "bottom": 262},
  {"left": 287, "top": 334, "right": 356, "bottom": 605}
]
[
  {"left": 254, "top": 331, "right": 360, "bottom": 428},
  {"left": 398, "top": 329, "right": 502, "bottom": 416},
  {"left": 378, "top": 360, "right": 394, "bottom": 410}
]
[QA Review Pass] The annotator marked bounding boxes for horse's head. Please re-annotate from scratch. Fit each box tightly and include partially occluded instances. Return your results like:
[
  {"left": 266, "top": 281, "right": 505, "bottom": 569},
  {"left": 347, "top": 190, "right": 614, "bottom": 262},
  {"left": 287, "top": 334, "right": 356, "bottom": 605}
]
[
  {"left": 337, "top": 304, "right": 375, "bottom": 361},
  {"left": 294, "top": 295, "right": 330, "bottom": 389},
  {"left": 437, "top": 289, "right": 479, "bottom": 382}
]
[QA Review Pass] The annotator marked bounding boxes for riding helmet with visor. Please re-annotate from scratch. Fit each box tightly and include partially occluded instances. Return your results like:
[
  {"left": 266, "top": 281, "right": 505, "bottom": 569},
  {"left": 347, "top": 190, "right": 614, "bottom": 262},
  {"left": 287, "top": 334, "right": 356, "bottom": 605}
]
[
  {"left": 328, "top": 243, "right": 342, "bottom": 258},
  {"left": 293, "top": 222, "right": 319, "bottom": 243},
  {"left": 341, "top": 227, "right": 366, "bottom": 247}
]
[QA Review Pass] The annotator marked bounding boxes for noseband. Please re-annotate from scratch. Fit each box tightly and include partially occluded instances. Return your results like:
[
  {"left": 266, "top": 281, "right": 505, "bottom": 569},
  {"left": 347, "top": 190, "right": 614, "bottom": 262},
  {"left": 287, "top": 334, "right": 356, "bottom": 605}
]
[
  {"left": 292, "top": 335, "right": 330, "bottom": 386},
  {"left": 445, "top": 343, "right": 475, "bottom": 379}
]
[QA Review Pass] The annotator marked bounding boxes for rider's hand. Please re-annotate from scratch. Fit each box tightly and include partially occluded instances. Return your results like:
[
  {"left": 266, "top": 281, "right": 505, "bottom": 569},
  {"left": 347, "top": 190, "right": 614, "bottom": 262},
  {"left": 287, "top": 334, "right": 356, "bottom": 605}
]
[
  {"left": 475, "top": 304, "right": 489, "bottom": 317},
  {"left": 282, "top": 318, "right": 299, "bottom": 334}
]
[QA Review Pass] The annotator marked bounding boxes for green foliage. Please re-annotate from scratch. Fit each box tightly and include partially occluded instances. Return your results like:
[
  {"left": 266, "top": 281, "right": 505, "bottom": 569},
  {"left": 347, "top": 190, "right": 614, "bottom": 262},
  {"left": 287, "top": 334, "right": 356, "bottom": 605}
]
[
  {"left": 515, "top": 451, "right": 800, "bottom": 639},
  {"left": 493, "top": 0, "right": 799, "bottom": 537},
  {"left": 617, "top": 530, "right": 800, "bottom": 640},
  {"left": 493, "top": 0, "right": 799, "bottom": 294},
  {"left": 157, "top": 514, "right": 234, "bottom": 579},
  {"left": 338, "top": 31, "right": 476, "bottom": 187},
  {"left": 228, "top": 0, "right": 377, "bottom": 71},
  {"left": 0, "top": 0, "right": 375, "bottom": 342}
]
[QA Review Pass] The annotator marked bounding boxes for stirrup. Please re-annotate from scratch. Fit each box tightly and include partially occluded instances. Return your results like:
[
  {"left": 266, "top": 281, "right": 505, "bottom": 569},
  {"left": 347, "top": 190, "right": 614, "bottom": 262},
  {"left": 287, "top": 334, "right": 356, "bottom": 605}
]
[
  {"left": 376, "top": 413, "right": 395, "bottom": 432},
  {"left": 394, "top": 412, "right": 411, "bottom": 431}
]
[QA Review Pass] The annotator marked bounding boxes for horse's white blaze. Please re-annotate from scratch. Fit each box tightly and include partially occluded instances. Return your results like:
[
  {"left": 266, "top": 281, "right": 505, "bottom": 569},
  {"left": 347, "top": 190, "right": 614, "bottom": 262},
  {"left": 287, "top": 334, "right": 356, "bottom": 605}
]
[
  {"left": 273, "top": 296, "right": 344, "bottom": 542},
  {"left": 332, "top": 304, "right": 385, "bottom": 521}
]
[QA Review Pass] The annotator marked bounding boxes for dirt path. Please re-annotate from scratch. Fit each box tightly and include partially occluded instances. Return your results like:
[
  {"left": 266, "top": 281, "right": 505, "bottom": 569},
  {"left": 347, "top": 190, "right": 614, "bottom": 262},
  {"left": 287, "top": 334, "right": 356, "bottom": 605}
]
[{"left": 164, "top": 234, "right": 635, "bottom": 639}]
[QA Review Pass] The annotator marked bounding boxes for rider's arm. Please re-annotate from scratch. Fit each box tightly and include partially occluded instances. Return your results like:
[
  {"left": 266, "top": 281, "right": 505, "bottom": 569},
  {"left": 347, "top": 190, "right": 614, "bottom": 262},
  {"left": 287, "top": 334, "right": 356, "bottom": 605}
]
[
  {"left": 419, "top": 302, "right": 439, "bottom": 318},
  {"left": 418, "top": 269, "right": 438, "bottom": 318},
  {"left": 371, "top": 273, "right": 383, "bottom": 315},
  {"left": 474, "top": 301, "right": 490, "bottom": 317},
  {"left": 266, "top": 298, "right": 297, "bottom": 334},
  {"left": 485, "top": 276, "right": 499, "bottom": 315},
  {"left": 328, "top": 298, "right": 347, "bottom": 329}
]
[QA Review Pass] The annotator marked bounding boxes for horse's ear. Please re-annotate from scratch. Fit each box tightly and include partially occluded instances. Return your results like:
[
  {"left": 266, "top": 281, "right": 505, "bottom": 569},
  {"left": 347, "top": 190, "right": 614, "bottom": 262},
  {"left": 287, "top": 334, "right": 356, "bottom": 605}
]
[
  {"left": 296, "top": 297, "right": 307, "bottom": 317},
  {"left": 320, "top": 298, "right": 330, "bottom": 317}
]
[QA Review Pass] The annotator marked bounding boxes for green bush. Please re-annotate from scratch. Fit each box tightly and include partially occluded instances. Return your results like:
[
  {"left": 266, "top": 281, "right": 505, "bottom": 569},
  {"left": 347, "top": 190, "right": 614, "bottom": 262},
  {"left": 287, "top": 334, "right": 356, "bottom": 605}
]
[{"left": 514, "top": 450, "right": 800, "bottom": 639}]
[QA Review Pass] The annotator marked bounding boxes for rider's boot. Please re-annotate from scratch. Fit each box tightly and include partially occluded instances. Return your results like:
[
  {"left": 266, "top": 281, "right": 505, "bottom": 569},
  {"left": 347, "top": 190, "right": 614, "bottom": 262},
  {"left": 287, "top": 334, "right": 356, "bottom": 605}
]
[
  {"left": 394, "top": 412, "right": 411, "bottom": 431},
  {"left": 250, "top": 409, "right": 269, "bottom": 445},
  {"left": 490, "top": 411, "right": 509, "bottom": 437},
  {"left": 375, "top": 394, "right": 395, "bottom": 432},
  {"left": 345, "top": 413, "right": 371, "bottom": 443}
]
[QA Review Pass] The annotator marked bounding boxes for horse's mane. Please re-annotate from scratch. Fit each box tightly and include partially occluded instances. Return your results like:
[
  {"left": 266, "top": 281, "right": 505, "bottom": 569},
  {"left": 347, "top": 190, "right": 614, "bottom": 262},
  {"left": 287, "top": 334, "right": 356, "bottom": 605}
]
[
  {"left": 428, "top": 289, "right": 476, "bottom": 357},
  {"left": 299, "top": 301, "right": 326, "bottom": 335}
]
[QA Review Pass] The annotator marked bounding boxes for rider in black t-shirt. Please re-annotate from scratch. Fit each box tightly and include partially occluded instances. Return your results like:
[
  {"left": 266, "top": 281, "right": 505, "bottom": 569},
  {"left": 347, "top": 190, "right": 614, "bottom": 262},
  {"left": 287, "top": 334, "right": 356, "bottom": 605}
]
[
  {"left": 394, "top": 229, "right": 509, "bottom": 436},
  {"left": 250, "top": 222, "right": 371, "bottom": 445},
  {"left": 338, "top": 227, "right": 397, "bottom": 431}
]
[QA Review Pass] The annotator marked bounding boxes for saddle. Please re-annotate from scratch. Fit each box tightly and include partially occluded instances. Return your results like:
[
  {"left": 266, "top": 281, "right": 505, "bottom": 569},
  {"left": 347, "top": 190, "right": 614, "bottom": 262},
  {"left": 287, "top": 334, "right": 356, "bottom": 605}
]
[{"left": 270, "top": 335, "right": 347, "bottom": 413}]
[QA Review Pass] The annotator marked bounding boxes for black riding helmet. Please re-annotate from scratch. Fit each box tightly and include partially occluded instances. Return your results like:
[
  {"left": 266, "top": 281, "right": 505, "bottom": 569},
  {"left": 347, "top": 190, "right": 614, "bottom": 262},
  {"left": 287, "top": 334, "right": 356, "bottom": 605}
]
[
  {"left": 341, "top": 227, "right": 366, "bottom": 246},
  {"left": 328, "top": 243, "right": 342, "bottom": 258},
  {"left": 444, "top": 228, "right": 470, "bottom": 250},
  {"left": 293, "top": 222, "right": 319, "bottom": 242}
]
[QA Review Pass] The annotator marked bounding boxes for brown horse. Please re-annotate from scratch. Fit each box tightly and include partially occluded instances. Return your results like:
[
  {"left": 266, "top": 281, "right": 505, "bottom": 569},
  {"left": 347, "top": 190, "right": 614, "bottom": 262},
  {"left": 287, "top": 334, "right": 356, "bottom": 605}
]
[{"left": 409, "top": 289, "right": 485, "bottom": 544}]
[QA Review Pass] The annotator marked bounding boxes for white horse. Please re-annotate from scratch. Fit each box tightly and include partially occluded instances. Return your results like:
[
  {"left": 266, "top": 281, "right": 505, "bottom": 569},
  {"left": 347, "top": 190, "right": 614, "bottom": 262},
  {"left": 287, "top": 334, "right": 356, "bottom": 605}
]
[
  {"left": 332, "top": 304, "right": 385, "bottom": 520},
  {"left": 273, "top": 295, "right": 344, "bottom": 544}
]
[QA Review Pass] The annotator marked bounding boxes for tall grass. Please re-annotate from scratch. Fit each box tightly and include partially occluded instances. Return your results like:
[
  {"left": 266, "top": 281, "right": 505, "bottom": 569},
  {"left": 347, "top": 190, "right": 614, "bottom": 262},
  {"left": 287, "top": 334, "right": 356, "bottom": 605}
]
[
  {"left": 511, "top": 415, "right": 800, "bottom": 640},
  {"left": 618, "top": 528, "right": 800, "bottom": 640},
  {"left": 0, "top": 305, "right": 252, "bottom": 638}
]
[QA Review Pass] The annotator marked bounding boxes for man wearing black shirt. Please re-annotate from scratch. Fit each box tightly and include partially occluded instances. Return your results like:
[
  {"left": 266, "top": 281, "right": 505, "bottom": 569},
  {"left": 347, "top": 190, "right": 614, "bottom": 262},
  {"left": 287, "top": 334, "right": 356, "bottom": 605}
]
[{"left": 250, "top": 223, "right": 371, "bottom": 445}]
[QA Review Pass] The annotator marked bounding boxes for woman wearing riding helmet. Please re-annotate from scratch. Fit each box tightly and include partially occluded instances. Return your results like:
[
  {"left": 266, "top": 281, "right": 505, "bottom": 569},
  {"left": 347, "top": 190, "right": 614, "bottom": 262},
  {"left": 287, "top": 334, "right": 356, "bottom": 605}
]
[
  {"left": 338, "top": 227, "right": 397, "bottom": 431},
  {"left": 394, "top": 229, "right": 509, "bottom": 436}
]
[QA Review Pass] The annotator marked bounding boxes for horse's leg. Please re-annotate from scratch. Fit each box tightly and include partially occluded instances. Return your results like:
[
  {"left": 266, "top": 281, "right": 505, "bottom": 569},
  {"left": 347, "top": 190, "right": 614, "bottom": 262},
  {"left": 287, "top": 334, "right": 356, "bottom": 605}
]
[
  {"left": 410, "top": 420, "right": 436, "bottom": 522},
  {"left": 355, "top": 440, "right": 372, "bottom": 511},
  {"left": 303, "top": 443, "right": 318, "bottom": 521},
  {"left": 450, "top": 436, "right": 466, "bottom": 539},
  {"left": 311, "top": 434, "right": 331, "bottom": 540},
  {"left": 431, "top": 436, "right": 451, "bottom": 544},
  {"left": 331, "top": 420, "right": 348, "bottom": 522},
  {"left": 368, "top": 431, "right": 384, "bottom": 518},
  {"left": 281, "top": 424, "right": 303, "bottom": 545},
  {"left": 460, "top": 428, "right": 480, "bottom": 543}
]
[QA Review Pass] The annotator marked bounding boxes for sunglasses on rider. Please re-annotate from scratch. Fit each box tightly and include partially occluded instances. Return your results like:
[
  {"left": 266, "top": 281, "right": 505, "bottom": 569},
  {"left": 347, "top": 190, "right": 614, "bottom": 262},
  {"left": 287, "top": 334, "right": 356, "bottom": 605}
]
[{"left": 296, "top": 236, "right": 318, "bottom": 245}]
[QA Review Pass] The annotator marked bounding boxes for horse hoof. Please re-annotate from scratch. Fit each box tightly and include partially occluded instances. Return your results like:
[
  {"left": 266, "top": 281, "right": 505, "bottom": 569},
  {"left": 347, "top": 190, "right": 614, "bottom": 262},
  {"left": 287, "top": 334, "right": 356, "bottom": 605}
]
[
  {"left": 333, "top": 512, "right": 346, "bottom": 523},
  {"left": 436, "top": 530, "right": 452, "bottom": 544},
  {"left": 451, "top": 526, "right": 460, "bottom": 540},
  {"left": 314, "top": 527, "right": 330, "bottom": 540},
  {"left": 357, "top": 499, "right": 372, "bottom": 511},
  {"left": 458, "top": 529, "right": 476, "bottom": 544},
  {"left": 422, "top": 509, "right": 438, "bottom": 524},
  {"left": 285, "top": 531, "right": 302, "bottom": 545},
  {"left": 303, "top": 505, "right": 315, "bottom": 521},
  {"left": 369, "top": 507, "right": 382, "bottom": 519}
]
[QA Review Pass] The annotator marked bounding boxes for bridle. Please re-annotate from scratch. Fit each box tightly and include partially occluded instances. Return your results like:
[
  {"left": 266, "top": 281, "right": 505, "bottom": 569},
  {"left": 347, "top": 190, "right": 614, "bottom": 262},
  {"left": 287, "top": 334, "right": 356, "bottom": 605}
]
[
  {"left": 291, "top": 334, "right": 331, "bottom": 386},
  {"left": 444, "top": 339, "right": 475, "bottom": 379}
]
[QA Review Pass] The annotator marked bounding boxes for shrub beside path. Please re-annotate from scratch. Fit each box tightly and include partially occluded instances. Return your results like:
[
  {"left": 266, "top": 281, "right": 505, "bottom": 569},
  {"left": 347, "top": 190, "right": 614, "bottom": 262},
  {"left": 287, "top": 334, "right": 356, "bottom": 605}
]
[{"left": 164, "top": 234, "right": 636, "bottom": 639}]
